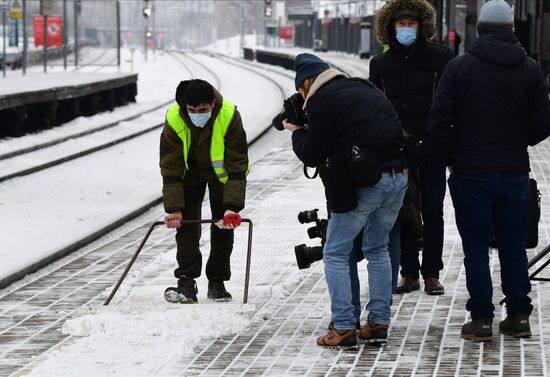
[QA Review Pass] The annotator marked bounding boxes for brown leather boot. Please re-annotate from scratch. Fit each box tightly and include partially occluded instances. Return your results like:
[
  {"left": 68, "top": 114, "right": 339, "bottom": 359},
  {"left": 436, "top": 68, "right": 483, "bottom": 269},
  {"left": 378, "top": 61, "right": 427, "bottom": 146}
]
[
  {"left": 424, "top": 277, "right": 445, "bottom": 295},
  {"left": 357, "top": 323, "right": 389, "bottom": 345},
  {"left": 316, "top": 328, "right": 357, "bottom": 349},
  {"left": 395, "top": 277, "right": 420, "bottom": 294}
]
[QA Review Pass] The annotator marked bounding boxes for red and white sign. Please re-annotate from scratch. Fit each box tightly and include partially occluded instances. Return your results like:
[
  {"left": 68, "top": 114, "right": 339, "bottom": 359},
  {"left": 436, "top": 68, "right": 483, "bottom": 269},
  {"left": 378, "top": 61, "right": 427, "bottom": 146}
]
[
  {"left": 448, "top": 29, "right": 456, "bottom": 43},
  {"left": 279, "top": 26, "right": 292, "bottom": 40},
  {"left": 33, "top": 15, "right": 63, "bottom": 47}
]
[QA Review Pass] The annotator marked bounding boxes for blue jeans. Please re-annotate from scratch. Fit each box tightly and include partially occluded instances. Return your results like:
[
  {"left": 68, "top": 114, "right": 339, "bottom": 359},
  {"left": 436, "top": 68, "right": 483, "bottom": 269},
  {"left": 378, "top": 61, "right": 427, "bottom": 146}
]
[
  {"left": 324, "top": 172, "right": 407, "bottom": 329},
  {"left": 448, "top": 172, "right": 533, "bottom": 319},
  {"left": 388, "top": 222, "right": 401, "bottom": 292}
]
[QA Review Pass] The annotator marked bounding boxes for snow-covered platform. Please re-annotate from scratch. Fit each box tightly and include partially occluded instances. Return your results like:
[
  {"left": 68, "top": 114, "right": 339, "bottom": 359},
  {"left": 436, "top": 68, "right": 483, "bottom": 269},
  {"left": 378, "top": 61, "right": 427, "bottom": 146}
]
[
  {"left": 0, "top": 72, "right": 138, "bottom": 137},
  {"left": 243, "top": 46, "right": 371, "bottom": 78},
  {"left": 3, "top": 134, "right": 550, "bottom": 376}
]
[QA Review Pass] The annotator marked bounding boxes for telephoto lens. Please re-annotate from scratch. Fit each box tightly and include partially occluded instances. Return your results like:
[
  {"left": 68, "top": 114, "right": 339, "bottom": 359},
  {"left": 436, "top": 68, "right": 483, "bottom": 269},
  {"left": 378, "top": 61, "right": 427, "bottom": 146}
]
[
  {"left": 271, "top": 111, "right": 286, "bottom": 131},
  {"left": 306, "top": 219, "right": 327, "bottom": 240},
  {"left": 307, "top": 225, "right": 323, "bottom": 239},
  {"left": 297, "top": 209, "right": 319, "bottom": 224},
  {"left": 294, "top": 244, "right": 324, "bottom": 269}
]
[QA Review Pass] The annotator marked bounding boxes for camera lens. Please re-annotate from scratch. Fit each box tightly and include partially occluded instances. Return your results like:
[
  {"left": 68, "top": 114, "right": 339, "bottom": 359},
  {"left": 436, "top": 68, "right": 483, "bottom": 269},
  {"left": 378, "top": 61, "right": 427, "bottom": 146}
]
[
  {"left": 294, "top": 244, "right": 324, "bottom": 269},
  {"left": 271, "top": 111, "right": 286, "bottom": 131},
  {"left": 307, "top": 225, "right": 322, "bottom": 239},
  {"left": 297, "top": 209, "right": 318, "bottom": 224}
]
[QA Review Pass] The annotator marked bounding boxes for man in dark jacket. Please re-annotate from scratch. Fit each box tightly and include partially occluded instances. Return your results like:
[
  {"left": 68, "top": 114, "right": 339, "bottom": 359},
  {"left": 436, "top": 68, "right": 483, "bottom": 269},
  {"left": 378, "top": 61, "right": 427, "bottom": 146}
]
[
  {"left": 429, "top": 0, "right": 550, "bottom": 342},
  {"left": 160, "top": 79, "right": 249, "bottom": 304},
  {"left": 284, "top": 53, "right": 408, "bottom": 349},
  {"left": 369, "top": 0, "right": 454, "bottom": 296}
]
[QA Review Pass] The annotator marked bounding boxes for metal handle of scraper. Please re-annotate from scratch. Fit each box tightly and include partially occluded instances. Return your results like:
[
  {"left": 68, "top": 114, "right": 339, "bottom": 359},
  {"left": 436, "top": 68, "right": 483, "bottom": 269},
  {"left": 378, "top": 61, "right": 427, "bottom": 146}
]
[{"left": 104, "top": 218, "right": 254, "bottom": 306}]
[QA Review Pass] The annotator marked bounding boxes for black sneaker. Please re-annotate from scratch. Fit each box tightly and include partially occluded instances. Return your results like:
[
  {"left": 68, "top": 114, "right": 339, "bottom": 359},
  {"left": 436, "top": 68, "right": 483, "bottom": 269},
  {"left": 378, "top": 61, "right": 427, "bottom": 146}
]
[
  {"left": 207, "top": 280, "right": 232, "bottom": 302},
  {"left": 164, "top": 277, "right": 198, "bottom": 304},
  {"left": 499, "top": 313, "right": 531, "bottom": 338},
  {"left": 461, "top": 318, "right": 493, "bottom": 342}
]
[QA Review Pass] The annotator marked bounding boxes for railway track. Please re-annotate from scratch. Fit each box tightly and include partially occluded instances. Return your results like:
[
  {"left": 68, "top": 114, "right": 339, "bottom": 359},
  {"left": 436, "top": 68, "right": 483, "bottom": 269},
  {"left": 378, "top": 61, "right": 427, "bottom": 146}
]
[
  {"left": 0, "top": 51, "right": 296, "bottom": 186},
  {"left": 0, "top": 52, "right": 204, "bottom": 183}
]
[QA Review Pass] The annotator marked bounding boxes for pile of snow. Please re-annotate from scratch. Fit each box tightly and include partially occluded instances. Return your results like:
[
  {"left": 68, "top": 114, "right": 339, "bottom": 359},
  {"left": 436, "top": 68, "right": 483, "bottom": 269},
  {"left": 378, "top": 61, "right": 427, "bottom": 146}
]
[{"left": 27, "top": 304, "right": 253, "bottom": 377}]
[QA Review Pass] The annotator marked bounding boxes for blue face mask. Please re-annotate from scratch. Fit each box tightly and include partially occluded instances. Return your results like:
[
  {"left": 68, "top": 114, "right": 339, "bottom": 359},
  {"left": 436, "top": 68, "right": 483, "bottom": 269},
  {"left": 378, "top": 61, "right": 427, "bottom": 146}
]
[
  {"left": 188, "top": 112, "right": 211, "bottom": 128},
  {"left": 396, "top": 27, "right": 417, "bottom": 46}
]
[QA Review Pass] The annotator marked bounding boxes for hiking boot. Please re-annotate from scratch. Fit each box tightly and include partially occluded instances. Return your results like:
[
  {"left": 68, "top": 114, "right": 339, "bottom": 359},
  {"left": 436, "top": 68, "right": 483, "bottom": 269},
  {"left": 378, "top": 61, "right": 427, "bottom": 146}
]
[
  {"left": 395, "top": 277, "right": 420, "bottom": 294},
  {"left": 316, "top": 328, "right": 357, "bottom": 349},
  {"left": 357, "top": 323, "right": 389, "bottom": 345},
  {"left": 164, "top": 276, "right": 198, "bottom": 304},
  {"left": 461, "top": 318, "right": 493, "bottom": 342},
  {"left": 499, "top": 313, "right": 531, "bottom": 338},
  {"left": 207, "top": 280, "right": 232, "bottom": 302},
  {"left": 424, "top": 278, "right": 445, "bottom": 295}
]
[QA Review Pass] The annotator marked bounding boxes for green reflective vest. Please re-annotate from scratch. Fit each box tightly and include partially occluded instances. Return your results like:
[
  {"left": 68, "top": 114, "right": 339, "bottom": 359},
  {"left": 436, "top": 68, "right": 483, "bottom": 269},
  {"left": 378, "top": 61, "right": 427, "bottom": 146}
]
[{"left": 166, "top": 100, "right": 235, "bottom": 184}]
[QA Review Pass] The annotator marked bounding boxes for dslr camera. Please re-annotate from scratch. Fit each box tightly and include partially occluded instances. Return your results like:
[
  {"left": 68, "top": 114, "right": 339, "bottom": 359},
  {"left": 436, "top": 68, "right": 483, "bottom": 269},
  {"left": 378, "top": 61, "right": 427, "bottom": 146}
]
[
  {"left": 271, "top": 93, "right": 308, "bottom": 131},
  {"left": 294, "top": 209, "right": 365, "bottom": 270}
]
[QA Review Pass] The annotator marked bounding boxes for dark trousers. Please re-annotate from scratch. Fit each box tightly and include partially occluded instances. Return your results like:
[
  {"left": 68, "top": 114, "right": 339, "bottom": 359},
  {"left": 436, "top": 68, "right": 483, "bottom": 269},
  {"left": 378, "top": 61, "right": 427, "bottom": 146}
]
[
  {"left": 174, "top": 180, "right": 234, "bottom": 282},
  {"left": 448, "top": 172, "right": 533, "bottom": 320},
  {"left": 400, "top": 160, "right": 446, "bottom": 279}
]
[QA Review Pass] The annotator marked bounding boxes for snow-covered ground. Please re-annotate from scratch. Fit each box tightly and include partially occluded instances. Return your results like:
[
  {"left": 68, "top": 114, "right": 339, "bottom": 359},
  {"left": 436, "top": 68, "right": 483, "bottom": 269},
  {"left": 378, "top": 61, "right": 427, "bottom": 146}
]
[{"left": 5, "top": 36, "right": 547, "bottom": 377}]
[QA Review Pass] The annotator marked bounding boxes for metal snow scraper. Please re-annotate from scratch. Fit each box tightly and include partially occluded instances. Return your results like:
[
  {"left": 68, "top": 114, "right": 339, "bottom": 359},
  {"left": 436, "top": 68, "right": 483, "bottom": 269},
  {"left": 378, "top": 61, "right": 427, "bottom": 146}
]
[{"left": 103, "top": 219, "right": 255, "bottom": 307}]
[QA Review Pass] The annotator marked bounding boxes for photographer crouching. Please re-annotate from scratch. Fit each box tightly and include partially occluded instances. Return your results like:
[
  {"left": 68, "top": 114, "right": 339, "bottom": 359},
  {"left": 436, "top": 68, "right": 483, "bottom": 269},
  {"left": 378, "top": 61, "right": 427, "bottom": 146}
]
[{"left": 283, "top": 53, "right": 408, "bottom": 349}]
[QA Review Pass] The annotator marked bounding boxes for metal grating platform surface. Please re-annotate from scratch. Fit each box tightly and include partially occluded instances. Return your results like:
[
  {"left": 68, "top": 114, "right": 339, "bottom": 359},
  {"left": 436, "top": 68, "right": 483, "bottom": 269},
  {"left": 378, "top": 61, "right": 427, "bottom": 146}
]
[
  {"left": 3, "top": 142, "right": 550, "bottom": 376},
  {"left": 153, "top": 147, "right": 550, "bottom": 377}
]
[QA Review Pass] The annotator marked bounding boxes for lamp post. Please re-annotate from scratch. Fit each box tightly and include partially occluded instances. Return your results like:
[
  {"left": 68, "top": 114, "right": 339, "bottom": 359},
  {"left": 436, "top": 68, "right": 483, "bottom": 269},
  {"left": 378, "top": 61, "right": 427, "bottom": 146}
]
[
  {"left": 239, "top": 0, "right": 245, "bottom": 52},
  {"left": 2, "top": 1, "right": 6, "bottom": 78},
  {"left": 74, "top": 0, "right": 79, "bottom": 68},
  {"left": 22, "top": 0, "right": 26, "bottom": 75},
  {"left": 142, "top": 0, "right": 151, "bottom": 62},
  {"left": 116, "top": 0, "right": 120, "bottom": 68},
  {"left": 62, "top": 0, "right": 67, "bottom": 70}
]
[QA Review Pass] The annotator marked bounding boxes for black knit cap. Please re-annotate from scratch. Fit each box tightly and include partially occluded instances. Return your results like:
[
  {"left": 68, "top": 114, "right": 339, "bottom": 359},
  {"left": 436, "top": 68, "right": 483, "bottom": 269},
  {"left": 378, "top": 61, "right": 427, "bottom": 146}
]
[{"left": 294, "top": 53, "right": 330, "bottom": 90}]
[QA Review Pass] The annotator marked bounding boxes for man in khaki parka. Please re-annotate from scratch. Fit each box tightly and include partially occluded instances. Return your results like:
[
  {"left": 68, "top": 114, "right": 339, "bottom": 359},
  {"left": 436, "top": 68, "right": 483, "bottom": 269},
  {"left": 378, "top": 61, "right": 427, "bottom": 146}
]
[{"left": 160, "top": 79, "right": 248, "bottom": 304}]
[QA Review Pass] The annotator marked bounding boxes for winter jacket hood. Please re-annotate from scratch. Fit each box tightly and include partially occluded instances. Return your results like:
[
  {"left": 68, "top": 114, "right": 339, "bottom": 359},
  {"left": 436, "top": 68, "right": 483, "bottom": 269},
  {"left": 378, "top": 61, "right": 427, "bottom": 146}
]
[
  {"left": 303, "top": 68, "right": 347, "bottom": 109},
  {"left": 375, "top": 0, "right": 436, "bottom": 45},
  {"left": 468, "top": 29, "right": 527, "bottom": 67},
  {"left": 429, "top": 31, "right": 550, "bottom": 173}
]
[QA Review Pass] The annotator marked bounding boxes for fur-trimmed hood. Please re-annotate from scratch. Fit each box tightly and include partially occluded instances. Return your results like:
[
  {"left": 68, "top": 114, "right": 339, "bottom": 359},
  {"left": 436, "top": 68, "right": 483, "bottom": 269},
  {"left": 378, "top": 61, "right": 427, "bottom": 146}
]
[{"left": 375, "top": 0, "right": 436, "bottom": 45}]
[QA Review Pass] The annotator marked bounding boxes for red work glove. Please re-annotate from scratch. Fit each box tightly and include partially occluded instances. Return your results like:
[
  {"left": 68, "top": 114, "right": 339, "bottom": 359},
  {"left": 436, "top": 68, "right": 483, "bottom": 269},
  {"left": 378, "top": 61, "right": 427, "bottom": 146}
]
[{"left": 223, "top": 210, "right": 242, "bottom": 228}]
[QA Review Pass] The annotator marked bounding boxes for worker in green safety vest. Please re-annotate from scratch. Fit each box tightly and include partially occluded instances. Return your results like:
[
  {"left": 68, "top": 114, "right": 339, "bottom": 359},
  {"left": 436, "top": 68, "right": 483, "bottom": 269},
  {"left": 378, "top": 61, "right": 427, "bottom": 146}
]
[{"left": 160, "top": 79, "right": 249, "bottom": 304}]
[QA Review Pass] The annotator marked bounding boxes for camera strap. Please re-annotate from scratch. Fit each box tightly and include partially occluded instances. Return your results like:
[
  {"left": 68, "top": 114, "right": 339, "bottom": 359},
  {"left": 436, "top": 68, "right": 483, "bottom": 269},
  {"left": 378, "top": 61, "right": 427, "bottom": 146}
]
[{"left": 303, "top": 165, "right": 319, "bottom": 179}]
